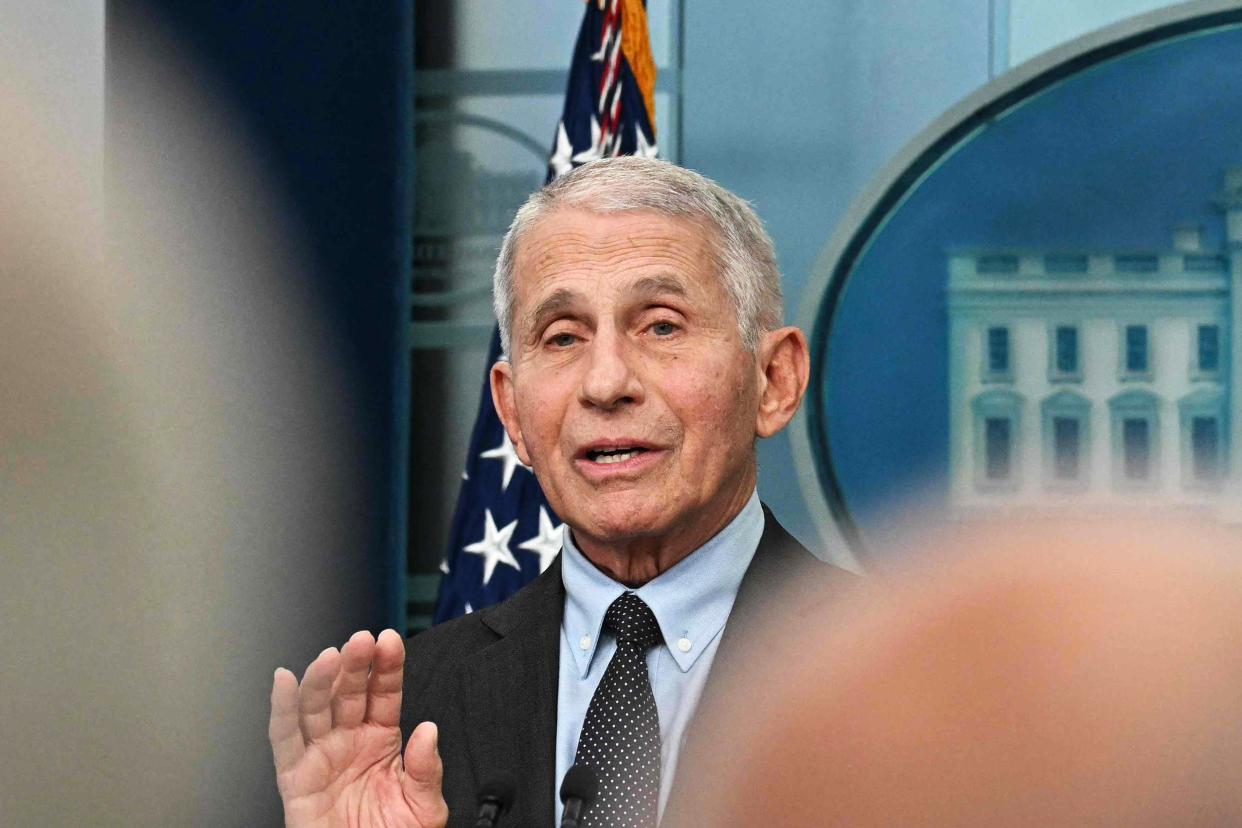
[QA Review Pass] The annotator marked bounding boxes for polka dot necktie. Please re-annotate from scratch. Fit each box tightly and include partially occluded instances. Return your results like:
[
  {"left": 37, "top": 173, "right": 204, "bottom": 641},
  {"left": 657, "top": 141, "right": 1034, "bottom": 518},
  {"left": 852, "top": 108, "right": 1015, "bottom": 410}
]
[{"left": 575, "top": 591, "right": 663, "bottom": 827}]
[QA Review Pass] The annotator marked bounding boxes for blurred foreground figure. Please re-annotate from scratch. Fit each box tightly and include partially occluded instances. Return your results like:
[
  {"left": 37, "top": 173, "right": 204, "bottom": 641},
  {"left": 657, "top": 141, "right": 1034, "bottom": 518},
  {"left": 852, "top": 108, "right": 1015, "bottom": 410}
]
[
  {"left": 670, "top": 519, "right": 1242, "bottom": 827},
  {"left": 2, "top": 15, "right": 365, "bottom": 825}
]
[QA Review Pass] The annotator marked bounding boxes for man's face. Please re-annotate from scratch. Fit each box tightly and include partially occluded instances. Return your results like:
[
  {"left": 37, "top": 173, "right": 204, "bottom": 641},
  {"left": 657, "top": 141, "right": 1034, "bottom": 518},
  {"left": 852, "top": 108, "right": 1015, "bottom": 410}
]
[{"left": 491, "top": 207, "right": 762, "bottom": 555}]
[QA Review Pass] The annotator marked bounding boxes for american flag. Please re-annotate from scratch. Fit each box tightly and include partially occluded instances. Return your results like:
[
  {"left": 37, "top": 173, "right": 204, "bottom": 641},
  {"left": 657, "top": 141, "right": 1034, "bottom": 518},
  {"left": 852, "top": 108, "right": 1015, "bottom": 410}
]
[{"left": 433, "top": 0, "right": 658, "bottom": 622}]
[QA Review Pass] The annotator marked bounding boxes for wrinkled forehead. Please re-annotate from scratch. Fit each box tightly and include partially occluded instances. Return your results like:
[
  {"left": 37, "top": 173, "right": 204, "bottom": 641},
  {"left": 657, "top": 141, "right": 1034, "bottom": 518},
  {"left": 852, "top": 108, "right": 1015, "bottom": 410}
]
[{"left": 511, "top": 206, "right": 723, "bottom": 297}]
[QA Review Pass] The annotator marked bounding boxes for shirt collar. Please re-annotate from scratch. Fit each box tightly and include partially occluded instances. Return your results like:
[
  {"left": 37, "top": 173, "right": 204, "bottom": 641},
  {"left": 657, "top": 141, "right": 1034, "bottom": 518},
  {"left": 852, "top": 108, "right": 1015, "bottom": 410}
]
[{"left": 561, "top": 491, "right": 764, "bottom": 678}]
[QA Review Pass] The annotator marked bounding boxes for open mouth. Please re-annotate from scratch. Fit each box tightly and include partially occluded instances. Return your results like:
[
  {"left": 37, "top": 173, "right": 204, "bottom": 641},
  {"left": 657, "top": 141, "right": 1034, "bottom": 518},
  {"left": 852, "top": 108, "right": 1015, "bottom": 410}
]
[{"left": 585, "top": 446, "right": 649, "bottom": 464}]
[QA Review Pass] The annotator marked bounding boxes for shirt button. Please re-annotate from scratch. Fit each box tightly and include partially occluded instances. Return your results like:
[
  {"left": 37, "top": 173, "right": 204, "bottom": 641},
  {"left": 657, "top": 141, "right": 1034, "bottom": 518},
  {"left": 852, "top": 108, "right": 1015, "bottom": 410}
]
[
  {"left": 677, "top": 637, "right": 692, "bottom": 652},
  {"left": 579, "top": 635, "right": 591, "bottom": 650}
]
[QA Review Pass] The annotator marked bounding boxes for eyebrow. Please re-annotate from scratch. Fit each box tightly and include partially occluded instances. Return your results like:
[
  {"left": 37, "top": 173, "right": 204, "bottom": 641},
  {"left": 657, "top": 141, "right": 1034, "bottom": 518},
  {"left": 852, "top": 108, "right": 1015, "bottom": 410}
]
[
  {"left": 525, "top": 288, "right": 581, "bottom": 337},
  {"left": 630, "top": 275, "right": 688, "bottom": 301}
]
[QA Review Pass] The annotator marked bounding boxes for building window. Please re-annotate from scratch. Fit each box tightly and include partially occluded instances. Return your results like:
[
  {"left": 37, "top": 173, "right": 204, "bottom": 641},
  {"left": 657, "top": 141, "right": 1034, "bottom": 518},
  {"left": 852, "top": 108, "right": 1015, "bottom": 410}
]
[
  {"left": 1109, "top": 390, "right": 1160, "bottom": 491},
  {"left": 1045, "top": 254, "right": 1088, "bottom": 274},
  {"left": 1054, "top": 417, "right": 1081, "bottom": 479},
  {"left": 1184, "top": 254, "right": 1228, "bottom": 273},
  {"left": 972, "top": 389, "right": 1024, "bottom": 492},
  {"left": 1120, "top": 323, "right": 1152, "bottom": 380},
  {"left": 1115, "top": 254, "right": 1158, "bottom": 272},
  {"left": 1125, "top": 325, "right": 1148, "bottom": 372},
  {"left": 977, "top": 254, "right": 1019, "bottom": 274},
  {"left": 1056, "top": 327, "right": 1078, "bottom": 373},
  {"left": 1178, "top": 388, "right": 1226, "bottom": 489},
  {"left": 1192, "top": 417, "right": 1219, "bottom": 481},
  {"left": 1198, "top": 324, "right": 1220, "bottom": 374},
  {"left": 985, "top": 417, "right": 1012, "bottom": 480},
  {"left": 1042, "top": 390, "right": 1090, "bottom": 489},
  {"left": 983, "top": 325, "right": 1012, "bottom": 381},
  {"left": 1048, "top": 324, "right": 1081, "bottom": 381},
  {"left": 1122, "top": 418, "right": 1151, "bottom": 480},
  {"left": 989, "top": 327, "right": 1009, "bottom": 372}
]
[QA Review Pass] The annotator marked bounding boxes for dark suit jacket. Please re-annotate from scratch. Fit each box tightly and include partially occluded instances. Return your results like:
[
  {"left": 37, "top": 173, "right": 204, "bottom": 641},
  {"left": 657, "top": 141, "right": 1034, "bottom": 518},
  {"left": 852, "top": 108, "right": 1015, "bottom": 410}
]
[{"left": 400, "top": 507, "right": 855, "bottom": 827}]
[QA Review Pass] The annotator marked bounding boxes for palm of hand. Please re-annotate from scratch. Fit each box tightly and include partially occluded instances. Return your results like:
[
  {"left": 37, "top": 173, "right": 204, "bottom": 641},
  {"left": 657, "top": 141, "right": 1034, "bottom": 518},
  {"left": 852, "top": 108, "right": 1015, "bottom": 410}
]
[{"left": 270, "top": 630, "right": 448, "bottom": 828}]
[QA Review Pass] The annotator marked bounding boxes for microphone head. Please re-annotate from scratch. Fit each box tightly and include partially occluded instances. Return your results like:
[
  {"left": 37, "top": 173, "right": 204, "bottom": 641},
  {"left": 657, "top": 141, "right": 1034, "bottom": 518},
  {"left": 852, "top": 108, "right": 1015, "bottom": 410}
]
[
  {"left": 478, "top": 772, "right": 517, "bottom": 813},
  {"left": 560, "top": 764, "right": 599, "bottom": 806}
]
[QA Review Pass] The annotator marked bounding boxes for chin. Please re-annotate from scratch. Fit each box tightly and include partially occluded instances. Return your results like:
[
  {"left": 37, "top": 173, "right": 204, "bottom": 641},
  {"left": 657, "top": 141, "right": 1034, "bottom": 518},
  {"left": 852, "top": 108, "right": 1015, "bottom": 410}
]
[{"left": 575, "top": 499, "right": 669, "bottom": 545}]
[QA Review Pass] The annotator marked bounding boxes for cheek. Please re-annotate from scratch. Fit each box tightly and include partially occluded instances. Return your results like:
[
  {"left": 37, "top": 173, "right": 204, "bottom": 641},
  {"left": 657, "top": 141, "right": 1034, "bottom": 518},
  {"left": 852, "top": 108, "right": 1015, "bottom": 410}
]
[
  {"left": 513, "top": 381, "right": 572, "bottom": 460},
  {"left": 668, "top": 365, "right": 756, "bottom": 449},
  {"left": 515, "top": 403, "right": 557, "bottom": 452}
]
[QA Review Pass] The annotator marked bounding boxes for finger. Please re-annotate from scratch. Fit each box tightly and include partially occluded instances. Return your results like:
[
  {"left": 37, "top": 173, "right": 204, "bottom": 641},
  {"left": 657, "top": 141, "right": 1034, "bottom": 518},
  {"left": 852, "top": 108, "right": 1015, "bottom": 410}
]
[
  {"left": 331, "top": 629, "right": 375, "bottom": 728},
  {"left": 269, "top": 667, "right": 305, "bottom": 774},
  {"left": 298, "top": 646, "right": 340, "bottom": 742},
  {"left": 364, "top": 628, "right": 405, "bottom": 727},
  {"left": 402, "top": 721, "right": 448, "bottom": 825}
]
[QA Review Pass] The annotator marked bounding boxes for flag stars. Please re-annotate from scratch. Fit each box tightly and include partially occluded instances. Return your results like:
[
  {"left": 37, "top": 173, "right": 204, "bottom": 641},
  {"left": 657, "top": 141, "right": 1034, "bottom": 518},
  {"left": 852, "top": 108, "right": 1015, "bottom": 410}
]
[
  {"left": 571, "top": 116, "right": 607, "bottom": 166},
  {"left": 479, "top": 433, "right": 530, "bottom": 491},
  {"left": 634, "top": 124, "right": 657, "bottom": 160},
  {"left": 462, "top": 508, "right": 521, "bottom": 584},
  {"left": 549, "top": 120, "right": 575, "bottom": 179},
  {"left": 519, "top": 506, "right": 564, "bottom": 573}
]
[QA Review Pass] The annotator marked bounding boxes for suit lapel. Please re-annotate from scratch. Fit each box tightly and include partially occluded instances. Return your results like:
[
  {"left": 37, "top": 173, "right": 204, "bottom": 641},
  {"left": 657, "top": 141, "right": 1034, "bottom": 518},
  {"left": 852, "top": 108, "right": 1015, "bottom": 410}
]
[{"left": 464, "top": 558, "right": 563, "bottom": 826}]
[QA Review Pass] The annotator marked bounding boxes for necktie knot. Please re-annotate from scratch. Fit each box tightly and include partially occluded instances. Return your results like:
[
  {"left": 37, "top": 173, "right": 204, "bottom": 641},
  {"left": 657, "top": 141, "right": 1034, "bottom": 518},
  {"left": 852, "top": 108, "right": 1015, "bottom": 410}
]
[{"left": 604, "top": 592, "right": 661, "bottom": 651}]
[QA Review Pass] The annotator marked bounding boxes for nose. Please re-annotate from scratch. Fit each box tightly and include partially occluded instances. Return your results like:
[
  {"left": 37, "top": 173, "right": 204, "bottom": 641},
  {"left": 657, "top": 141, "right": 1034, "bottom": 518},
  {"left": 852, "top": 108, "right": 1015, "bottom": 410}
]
[{"left": 578, "top": 327, "right": 642, "bottom": 410}]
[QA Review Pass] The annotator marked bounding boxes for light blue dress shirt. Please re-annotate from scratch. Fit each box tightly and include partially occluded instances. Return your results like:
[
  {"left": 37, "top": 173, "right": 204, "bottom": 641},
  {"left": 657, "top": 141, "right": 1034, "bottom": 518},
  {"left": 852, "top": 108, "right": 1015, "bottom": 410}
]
[{"left": 554, "top": 491, "right": 763, "bottom": 825}]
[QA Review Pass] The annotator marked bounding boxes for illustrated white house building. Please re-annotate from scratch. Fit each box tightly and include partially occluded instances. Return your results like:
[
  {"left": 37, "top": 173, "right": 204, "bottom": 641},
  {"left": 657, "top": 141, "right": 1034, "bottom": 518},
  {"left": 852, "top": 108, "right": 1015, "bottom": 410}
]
[{"left": 947, "top": 168, "right": 1241, "bottom": 521}]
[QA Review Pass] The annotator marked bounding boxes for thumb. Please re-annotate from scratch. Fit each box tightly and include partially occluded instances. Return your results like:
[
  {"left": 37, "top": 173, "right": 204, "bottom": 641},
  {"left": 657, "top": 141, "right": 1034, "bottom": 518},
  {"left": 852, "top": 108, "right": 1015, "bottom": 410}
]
[{"left": 402, "top": 721, "right": 448, "bottom": 823}]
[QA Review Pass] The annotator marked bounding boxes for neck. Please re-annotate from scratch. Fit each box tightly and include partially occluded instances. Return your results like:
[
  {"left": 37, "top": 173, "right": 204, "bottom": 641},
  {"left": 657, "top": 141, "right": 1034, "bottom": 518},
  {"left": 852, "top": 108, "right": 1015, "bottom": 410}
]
[{"left": 572, "top": 484, "right": 755, "bottom": 587}]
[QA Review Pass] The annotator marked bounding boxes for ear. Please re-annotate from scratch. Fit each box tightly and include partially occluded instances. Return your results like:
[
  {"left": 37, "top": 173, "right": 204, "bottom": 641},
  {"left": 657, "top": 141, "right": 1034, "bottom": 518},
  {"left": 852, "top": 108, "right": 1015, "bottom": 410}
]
[
  {"left": 754, "top": 326, "right": 810, "bottom": 439},
  {"left": 490, "top": 360, "right": 533, "bottom": 465}
]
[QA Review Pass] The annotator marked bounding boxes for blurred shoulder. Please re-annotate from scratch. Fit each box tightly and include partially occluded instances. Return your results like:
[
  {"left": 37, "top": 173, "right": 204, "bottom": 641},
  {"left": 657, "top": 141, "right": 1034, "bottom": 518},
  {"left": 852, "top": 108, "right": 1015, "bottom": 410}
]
[{"left": 756, "top": 504, "right": 859, "bottom": 590}]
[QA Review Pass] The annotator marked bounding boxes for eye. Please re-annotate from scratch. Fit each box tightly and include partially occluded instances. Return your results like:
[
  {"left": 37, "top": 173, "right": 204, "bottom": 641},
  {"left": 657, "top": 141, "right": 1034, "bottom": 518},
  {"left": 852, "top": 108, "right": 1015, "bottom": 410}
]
[
  {"left": 548, "top": 331, "right": 578, "bottom": 347},
  {"left": 649, "top": 320, "right": 678, "bottom": 336}
]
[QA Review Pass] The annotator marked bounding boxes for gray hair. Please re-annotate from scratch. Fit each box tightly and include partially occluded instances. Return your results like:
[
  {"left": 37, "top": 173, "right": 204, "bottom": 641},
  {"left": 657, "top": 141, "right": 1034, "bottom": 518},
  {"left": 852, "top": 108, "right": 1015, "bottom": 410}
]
[{"left": 493, "top": 157, "right": 783, "bottom": 358}]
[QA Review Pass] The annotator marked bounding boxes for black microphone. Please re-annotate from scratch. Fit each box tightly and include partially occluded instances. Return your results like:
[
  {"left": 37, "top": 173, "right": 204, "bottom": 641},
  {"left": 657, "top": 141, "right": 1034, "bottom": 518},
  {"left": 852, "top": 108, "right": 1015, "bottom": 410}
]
[
  {"left": 474, "top": 773, "right": 516, "bottom": 828},
  {"left": 559, "top": 764, "right": 599, "bottom": 828}
]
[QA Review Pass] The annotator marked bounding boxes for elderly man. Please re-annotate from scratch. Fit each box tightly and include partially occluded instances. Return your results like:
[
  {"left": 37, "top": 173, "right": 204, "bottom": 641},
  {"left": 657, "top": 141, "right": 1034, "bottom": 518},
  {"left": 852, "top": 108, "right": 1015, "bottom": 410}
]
[{"left": 269, "top": 157, "right": 854, "bottom": 827}]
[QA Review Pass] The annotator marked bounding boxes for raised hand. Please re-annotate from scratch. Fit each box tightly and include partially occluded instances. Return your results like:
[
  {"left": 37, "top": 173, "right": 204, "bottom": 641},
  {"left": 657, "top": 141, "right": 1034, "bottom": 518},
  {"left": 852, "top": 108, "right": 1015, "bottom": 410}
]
[{"left": 269, "top": 629, "right": 448, "bottom": 828}]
